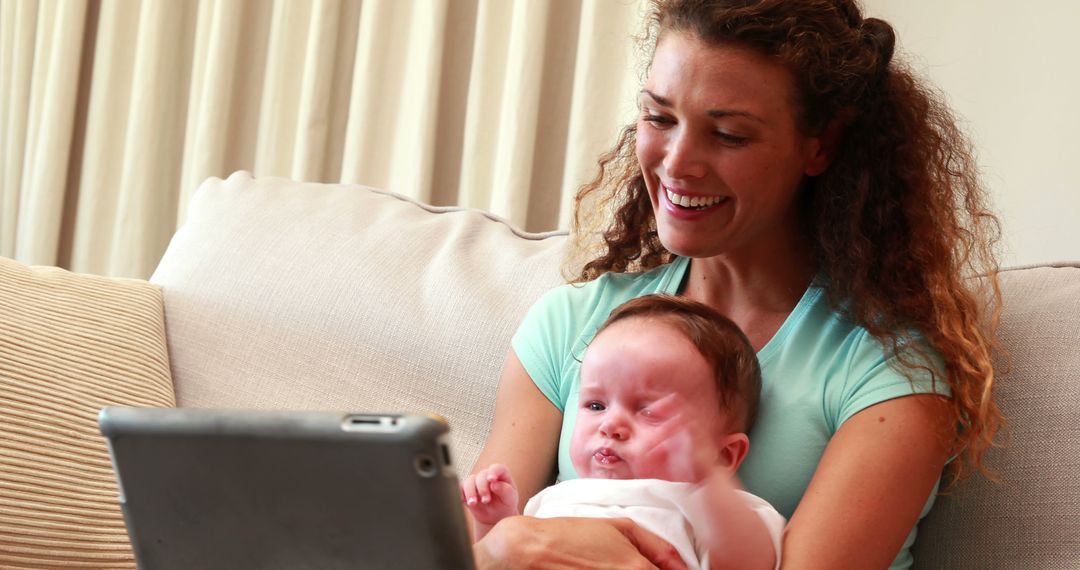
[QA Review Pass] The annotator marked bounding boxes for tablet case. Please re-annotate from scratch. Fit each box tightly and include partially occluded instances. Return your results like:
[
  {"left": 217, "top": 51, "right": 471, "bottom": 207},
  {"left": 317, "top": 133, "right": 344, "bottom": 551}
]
[{"left": 99, "top": 408, "right": 475, "bottom": 570}]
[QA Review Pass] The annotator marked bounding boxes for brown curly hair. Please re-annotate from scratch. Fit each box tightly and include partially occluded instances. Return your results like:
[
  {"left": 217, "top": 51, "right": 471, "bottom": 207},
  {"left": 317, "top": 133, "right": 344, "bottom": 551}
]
[{"left": 570, "top": 0, "right": 1003, "bottom": 484}]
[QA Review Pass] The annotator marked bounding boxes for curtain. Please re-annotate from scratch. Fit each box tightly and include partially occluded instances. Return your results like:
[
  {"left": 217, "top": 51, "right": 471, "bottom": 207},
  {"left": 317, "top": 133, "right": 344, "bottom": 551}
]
[{"left": 1, "top": 0, "right": 647, "bottom": 278}]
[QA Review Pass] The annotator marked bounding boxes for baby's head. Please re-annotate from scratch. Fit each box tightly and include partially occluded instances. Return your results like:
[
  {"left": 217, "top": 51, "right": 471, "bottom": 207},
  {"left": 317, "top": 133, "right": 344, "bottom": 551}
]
[{"left": 571, "top": 294, "right": 761, "bottom": 482}]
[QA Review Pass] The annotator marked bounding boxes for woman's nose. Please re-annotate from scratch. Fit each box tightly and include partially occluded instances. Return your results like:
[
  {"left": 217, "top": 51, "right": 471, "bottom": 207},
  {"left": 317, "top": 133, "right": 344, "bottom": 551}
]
[{"left": 663, "top": 129, "right": 706, "bottom": 180}]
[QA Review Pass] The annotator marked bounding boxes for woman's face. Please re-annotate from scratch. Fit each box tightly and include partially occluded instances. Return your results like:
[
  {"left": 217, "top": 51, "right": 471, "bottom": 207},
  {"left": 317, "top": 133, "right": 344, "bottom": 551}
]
[{"left": 636, "top": 32, "right": 828, "bottom": 260}]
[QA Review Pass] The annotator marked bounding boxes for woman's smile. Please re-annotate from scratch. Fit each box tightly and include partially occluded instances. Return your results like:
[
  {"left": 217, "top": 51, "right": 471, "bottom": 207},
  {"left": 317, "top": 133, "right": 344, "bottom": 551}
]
[{"left": 660, "top": 182, "right": 732, "bottom": 219}]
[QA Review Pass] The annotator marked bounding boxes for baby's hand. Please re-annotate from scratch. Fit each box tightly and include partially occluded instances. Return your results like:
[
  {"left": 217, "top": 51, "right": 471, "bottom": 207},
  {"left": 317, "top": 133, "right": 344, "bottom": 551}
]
[
  {"left": 642, "top": 393, "right": 722, "bottom": 483},
  {"left": 460, "top": 463, "right": 520, "bottom": 525}
]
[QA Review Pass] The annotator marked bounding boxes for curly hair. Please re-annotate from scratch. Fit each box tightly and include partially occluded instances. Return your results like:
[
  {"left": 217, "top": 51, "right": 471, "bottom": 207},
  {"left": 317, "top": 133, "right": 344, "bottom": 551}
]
[{"left": 570, "top": 0, "right": 1003, "bottom": 484}]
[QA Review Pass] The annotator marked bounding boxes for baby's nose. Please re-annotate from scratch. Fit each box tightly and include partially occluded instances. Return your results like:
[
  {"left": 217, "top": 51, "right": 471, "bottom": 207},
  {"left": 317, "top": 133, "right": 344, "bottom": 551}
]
[{"left": 599, "top": 419, "right": 629, "bottom": 441}]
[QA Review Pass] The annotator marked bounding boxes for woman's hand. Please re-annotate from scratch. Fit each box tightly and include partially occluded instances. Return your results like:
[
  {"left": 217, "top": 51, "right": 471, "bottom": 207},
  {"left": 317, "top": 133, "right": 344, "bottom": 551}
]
[{"left": 474, "top": 516, "right": 689, "bottom": 570}]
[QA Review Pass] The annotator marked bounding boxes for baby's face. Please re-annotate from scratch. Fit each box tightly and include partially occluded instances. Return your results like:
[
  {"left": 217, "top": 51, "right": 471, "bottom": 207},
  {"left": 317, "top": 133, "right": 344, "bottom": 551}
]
[{"left": 571, "top": 317, "right": 726, "bottom": 482}]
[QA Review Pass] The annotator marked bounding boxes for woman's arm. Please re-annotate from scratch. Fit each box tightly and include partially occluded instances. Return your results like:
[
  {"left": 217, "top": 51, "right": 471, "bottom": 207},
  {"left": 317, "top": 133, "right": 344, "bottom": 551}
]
[
  {"left": 471, "top": 351, "right": 563, "bottom": 514},
  {"left": 781, "top": 394, "right": 953, "bottom": 569},
  {"left": 474, "top": 516, "right": 690, "bottom": 570}
]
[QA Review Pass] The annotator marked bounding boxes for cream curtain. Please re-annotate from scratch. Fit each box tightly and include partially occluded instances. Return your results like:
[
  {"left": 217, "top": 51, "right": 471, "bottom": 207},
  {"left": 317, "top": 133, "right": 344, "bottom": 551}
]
[{"left": 1, "top": 0, "right": 646, "bottom": 278}]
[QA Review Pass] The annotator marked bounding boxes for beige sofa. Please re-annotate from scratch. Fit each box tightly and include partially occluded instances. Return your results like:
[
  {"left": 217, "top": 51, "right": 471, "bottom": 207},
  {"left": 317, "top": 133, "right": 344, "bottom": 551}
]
[{"left": 1, "top": 172, "right": 1077, "bottom": 568}]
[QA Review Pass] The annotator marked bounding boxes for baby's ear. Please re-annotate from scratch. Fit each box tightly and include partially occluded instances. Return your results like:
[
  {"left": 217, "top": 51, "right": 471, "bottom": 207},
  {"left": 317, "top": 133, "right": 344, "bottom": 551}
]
[{"left": 715, "top": 432, "right": 750, "bottom": 472}]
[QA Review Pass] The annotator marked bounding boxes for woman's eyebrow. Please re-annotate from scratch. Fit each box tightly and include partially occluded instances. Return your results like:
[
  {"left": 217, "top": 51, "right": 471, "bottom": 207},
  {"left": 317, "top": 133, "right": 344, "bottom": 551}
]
[
  {"left": 640, "top": 89, "right": 764, "bottom": 124},
  {"left": 641, "top": 89, "right": 672, "bottom": 107}
]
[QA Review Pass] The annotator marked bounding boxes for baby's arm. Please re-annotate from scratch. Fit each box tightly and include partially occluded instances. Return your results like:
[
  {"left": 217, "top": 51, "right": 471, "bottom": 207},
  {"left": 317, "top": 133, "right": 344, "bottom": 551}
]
[
  {"left": 460, "top": 463, "right": 521, "bottom": 542},
  {"left": 701, "top": 469, "right": 778, "bottom": 570}
]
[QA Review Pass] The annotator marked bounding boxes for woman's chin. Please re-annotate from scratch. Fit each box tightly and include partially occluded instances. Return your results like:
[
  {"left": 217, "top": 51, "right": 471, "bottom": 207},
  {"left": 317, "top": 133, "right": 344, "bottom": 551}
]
[{"left": 658, "top": 233, "right": 726, "bottom": 260}]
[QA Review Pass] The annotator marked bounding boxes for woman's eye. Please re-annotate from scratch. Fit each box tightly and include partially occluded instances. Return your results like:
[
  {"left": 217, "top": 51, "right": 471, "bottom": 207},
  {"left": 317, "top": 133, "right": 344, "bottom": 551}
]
[
  {"left": 586, "top": 401, "right": 606, "bottom": 412},
  {"left": 641, "top": 113, "right": 673, "bottom": 127},
  {"left": 714, "top": 131, "right": 749, "bottom": 146}
]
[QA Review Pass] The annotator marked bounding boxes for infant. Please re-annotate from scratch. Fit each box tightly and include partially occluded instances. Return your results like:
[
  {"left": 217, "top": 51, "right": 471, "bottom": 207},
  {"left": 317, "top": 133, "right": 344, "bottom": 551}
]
[{"left": 463, "top": 294, "right": 784, "bottom": 569}]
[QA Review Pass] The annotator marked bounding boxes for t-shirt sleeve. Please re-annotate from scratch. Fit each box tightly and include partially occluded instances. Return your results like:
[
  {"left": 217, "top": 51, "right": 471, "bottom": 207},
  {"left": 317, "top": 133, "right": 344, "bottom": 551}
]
[
  {"left": 511, "top": 285, "right": 576, "bottom": 411},
  {"left": 833, "top": 330, "right": 951, "bottom": 430}
]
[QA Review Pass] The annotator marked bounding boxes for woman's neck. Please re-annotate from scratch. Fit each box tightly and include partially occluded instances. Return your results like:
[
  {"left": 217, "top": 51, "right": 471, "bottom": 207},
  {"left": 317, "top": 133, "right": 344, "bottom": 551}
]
[{"left": 681, "top": 236, "right": 816, "bottom": 350}]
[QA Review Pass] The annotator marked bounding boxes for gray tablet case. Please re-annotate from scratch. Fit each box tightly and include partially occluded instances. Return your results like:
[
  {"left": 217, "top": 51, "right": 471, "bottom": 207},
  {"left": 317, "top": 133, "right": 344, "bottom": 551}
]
[{"left": 99, "top": 408, "right": 475, "bottom": 570}]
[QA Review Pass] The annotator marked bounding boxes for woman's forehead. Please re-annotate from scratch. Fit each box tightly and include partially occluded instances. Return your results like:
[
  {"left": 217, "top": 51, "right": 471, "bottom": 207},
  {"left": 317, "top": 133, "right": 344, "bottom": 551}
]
[{"left": 646, "top": 32, "right": 797, "bottom": 120}]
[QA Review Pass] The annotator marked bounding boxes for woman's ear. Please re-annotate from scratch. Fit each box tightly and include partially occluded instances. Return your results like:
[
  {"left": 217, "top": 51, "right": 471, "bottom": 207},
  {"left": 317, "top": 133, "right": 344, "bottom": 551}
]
[
  {"left": 804, "top": 115, "right": 848, "bottom": 177},
  {"left": 715, "top": 432, "right": 751, "bottom": 472}
]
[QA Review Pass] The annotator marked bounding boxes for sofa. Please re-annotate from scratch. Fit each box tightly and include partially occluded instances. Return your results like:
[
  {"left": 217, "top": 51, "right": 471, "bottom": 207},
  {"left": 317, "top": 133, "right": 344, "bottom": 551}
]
[{"left": 1, "top": 171, "right": 1077, "bottom": 569}]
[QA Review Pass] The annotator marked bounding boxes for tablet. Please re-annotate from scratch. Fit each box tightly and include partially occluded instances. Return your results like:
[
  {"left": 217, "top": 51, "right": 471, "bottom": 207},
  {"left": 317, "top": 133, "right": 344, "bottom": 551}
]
[{"left": 99, "top": 407, "right": 475, "bottom": 570}]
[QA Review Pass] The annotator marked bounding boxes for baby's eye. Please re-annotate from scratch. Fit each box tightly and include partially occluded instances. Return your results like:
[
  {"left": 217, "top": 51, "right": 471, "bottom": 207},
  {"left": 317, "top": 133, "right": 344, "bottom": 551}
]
[
  {"left": 585, "top": 401, "right": 606, "bottom": 412},
  {"left": 639, "top": 406, "right": 668, "bottom": 421}
]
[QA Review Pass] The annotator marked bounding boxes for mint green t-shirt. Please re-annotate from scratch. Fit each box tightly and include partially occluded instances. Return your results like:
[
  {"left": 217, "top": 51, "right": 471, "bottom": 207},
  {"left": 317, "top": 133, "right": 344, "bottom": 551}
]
[{"left": 511, "top": 256, "right": 948, "bottom": 570}]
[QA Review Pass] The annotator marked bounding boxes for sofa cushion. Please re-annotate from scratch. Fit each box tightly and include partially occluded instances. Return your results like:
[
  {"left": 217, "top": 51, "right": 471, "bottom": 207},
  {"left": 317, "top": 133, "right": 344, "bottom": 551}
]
[
  {"left": 0, "top": 257, "right": 174, "bottom": 568},
  {"left": 912, "top": 263, "right": 1080, "bottom": 568},
  {"left": 150, "top": 171, "right": 569, "bottom": 474}
]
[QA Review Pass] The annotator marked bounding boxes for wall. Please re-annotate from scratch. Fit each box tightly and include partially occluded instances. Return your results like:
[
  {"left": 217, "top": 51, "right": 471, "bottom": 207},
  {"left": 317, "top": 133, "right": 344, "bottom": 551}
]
[{"left": 864, "top": 0, "right": 1080, "bottom": 266}]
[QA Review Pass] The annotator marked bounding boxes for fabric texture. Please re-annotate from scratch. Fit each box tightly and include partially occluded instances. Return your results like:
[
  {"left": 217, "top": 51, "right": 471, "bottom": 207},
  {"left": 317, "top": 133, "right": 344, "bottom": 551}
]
[
  {"left": 911, "top": 264, "right": 1080, "bottom": 569},
  {"left": 524, "top": 478, "right": 785, "bottom": 570},
  {"left": 0, "top": 256, "right": 174, "bottom": 569},
  {"left": 150, "top": 171, "right": 568, "bottom": 474}
]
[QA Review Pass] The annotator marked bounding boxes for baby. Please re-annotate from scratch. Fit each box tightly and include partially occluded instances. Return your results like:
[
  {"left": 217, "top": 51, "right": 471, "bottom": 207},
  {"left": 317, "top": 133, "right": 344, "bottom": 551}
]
[{"left": 462, "top": 294, "right": 784, "bottom": 570}]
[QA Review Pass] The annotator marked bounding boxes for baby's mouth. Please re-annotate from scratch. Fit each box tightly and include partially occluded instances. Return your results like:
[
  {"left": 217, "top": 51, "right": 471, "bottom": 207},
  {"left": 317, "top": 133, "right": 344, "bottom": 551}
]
[{"left": 594, "top": 448, "right": 622, "bottom": 464}]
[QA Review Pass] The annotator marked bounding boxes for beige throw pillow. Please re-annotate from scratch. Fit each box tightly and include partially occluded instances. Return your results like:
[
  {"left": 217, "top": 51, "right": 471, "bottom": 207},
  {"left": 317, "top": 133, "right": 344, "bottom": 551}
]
[
  {"left": 150, "top": 171, "right": 569, "bottom": 474},
  {"left": 0, "top": 257, "right": 174, "bottom": 569}
]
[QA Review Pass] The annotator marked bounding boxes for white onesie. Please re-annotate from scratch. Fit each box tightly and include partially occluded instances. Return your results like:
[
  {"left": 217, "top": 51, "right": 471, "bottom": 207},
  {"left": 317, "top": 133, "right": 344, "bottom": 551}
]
[{"left": 523, "top": 478, "right": 785, "bottom": 570}]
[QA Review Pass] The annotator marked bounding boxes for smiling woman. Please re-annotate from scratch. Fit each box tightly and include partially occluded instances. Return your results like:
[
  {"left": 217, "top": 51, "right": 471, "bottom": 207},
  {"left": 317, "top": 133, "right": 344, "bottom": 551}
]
[
  {"left": 634, "top": 38, "right": 826, "bottom": 264},
  {"left": 473, "top": 1, "right": 1003, "bottom": 569}
]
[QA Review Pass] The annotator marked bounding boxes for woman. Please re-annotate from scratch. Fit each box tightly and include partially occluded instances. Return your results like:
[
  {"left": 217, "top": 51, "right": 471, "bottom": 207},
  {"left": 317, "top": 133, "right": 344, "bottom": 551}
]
[{"left": 469, "top": 1, "right": 1002, "bottom": 568}]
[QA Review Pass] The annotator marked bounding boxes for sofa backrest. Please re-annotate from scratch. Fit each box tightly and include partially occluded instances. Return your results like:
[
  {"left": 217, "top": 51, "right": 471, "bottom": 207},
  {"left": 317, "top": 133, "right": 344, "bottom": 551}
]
[
  {"left": 152, "top": 172, "right": 1079, "bottom": 568},
  {"left": 911, "top": 262, "right": 1080, "bottom": 568},
  {"left": 151, "top": 171, "right": 569, "bottom": 474}
]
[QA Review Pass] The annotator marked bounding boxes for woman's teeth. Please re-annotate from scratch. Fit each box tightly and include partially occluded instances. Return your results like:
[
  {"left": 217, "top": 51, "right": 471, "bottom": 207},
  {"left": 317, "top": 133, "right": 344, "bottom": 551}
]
[{"left": 665, "top": 188, "right": 726, "bottom": 210}]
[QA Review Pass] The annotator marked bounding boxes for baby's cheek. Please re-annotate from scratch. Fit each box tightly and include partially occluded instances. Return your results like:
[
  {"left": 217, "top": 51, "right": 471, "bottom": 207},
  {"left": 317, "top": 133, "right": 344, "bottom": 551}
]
[{"left": 568, "top": 425, "right": 590, "bottom": 475}]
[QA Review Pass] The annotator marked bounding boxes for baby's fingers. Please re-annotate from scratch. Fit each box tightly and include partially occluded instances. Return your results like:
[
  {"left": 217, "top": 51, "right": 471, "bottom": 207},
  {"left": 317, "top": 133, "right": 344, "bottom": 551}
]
[
  {"left": 487, "top": 480, "right": 520, "bottom": 508},
  {"left": 461, "top": 475, "right": 481, "bottom": 507}
]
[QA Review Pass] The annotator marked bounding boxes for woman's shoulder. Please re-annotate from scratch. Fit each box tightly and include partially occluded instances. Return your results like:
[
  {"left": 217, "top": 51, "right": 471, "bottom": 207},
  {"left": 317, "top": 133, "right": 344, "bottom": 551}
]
[
  {"left": 519, "top": 259, "right": 688, "bottom": 351},
  {"left": 789, "top": 281, "right": 945, "bottom": 390},
  {"left": 544, "top": 258, "right": 688, "bottom": 307}
]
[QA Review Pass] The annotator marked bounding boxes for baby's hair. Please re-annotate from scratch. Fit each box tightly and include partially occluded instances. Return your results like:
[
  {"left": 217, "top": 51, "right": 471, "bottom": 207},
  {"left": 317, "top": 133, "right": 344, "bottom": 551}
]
[{"left": 596, "top": 294, "right": 762, "bottom": 432}]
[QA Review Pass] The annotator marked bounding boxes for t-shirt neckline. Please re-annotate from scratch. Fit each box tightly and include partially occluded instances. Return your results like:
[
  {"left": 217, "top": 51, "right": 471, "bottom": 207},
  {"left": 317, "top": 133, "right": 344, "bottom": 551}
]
[{"left": 662, "top": 256, "right": 822, "bottom": 367}]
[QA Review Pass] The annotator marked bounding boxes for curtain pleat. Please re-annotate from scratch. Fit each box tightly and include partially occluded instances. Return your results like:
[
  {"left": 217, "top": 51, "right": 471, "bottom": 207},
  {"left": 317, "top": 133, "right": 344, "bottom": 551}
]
[
  {"left": 341, "top": 0, "right": 450, "bottom": 204},
  {"left": 71, "top": 0, "right": 140, "bottom": 275},
  {"left": 1, "top": 0, "right": 39, "bottom": 257},
  {"left": 109, "top": 0, "right": 196, "bottom": 278},
  {"left": 177, "top": 0, "right": 246, "bottom": 221},
  {"left": 558, "top": 0, "right": 646, "bottom": 228},
  {"left": 1, "top": 0, "right": 646, "bottom": 278},
  {"left": 13, "top": 0, "right": 87, "bottom": 266}
]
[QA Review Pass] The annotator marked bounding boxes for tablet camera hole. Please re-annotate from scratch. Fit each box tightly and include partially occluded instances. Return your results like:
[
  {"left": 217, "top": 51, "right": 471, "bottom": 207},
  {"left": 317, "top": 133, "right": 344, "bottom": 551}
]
[{"left": 414, "top": 454, "right": 438, "bottom": 477}]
